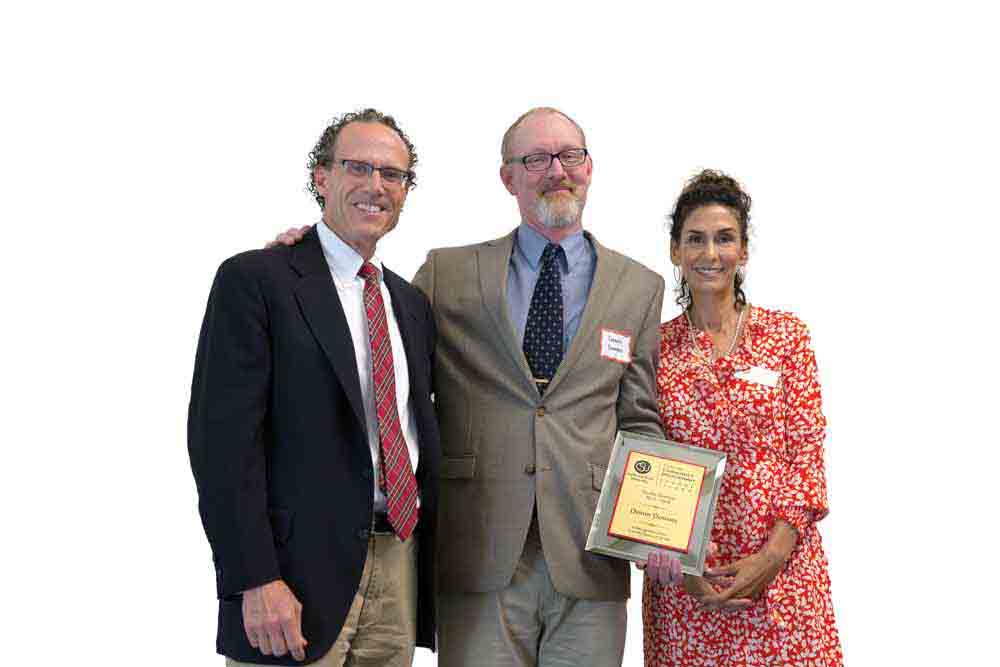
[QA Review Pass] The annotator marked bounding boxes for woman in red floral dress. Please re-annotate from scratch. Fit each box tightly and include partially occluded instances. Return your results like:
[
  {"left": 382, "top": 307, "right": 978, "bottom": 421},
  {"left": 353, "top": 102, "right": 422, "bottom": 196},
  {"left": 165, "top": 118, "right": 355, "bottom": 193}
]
[{"left": 642, "top": 170, "right": 842, "bottom": 666}]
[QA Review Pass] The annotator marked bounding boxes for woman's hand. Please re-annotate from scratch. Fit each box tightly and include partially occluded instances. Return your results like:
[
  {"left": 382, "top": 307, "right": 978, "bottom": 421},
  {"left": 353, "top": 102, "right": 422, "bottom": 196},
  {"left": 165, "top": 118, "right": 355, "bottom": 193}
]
[
  {"left": 683, "top": 574, "right": 752, "bottom": 612},
  {"left": 701, "top": 520, "right": 797, "bottom": 604},
  {"left": 703, "top": 548, "right": 786, "bottom": 602}
]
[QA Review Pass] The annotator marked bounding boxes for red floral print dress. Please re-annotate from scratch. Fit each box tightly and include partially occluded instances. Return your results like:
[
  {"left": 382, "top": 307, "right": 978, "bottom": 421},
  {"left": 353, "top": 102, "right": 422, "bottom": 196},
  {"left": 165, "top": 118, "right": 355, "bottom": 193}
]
[{"left": 643, "top": 307, "right": 843, "bottom": 666}]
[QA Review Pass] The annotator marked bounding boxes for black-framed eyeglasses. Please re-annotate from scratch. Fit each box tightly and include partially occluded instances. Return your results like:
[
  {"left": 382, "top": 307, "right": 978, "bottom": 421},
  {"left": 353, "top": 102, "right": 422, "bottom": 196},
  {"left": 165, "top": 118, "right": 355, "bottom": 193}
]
[
  {"left": 505, "top": 148, "right": 589, "bottom": 172},
  {"left": 336, "top": 159, "right": 413, "bottom": 187}
]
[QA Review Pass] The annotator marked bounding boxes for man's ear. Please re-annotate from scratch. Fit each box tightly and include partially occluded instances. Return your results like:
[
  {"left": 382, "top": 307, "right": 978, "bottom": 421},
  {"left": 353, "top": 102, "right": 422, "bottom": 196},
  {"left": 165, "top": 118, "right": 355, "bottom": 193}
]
[
  {"left": 313, "top": 166, "right": 330, "bottom": 199},
  {"left": 500, "top": 164, "right": 517, "bottom": 195}
]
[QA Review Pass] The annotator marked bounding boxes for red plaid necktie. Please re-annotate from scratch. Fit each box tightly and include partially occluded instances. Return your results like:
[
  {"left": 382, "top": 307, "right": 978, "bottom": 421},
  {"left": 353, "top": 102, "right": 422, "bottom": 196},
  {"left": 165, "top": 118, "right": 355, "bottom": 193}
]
[{"left": 358, "top": 262, "right": 419, "bottom": 540}]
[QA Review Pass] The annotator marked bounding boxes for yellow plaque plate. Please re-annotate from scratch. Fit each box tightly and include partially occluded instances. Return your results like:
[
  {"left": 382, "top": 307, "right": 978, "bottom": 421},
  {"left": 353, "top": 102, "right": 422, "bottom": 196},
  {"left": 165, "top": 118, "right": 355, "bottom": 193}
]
[{"left": 607, "top": 451, "right": 706, "bottom": 552}]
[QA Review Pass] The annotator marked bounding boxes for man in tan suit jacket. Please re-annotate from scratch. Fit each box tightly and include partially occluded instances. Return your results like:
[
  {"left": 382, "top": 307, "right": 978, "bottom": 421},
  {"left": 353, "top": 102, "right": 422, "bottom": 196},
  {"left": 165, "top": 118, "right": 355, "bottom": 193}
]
[{"left": 412, "top": 108, "right": 677, "bottom": 666}]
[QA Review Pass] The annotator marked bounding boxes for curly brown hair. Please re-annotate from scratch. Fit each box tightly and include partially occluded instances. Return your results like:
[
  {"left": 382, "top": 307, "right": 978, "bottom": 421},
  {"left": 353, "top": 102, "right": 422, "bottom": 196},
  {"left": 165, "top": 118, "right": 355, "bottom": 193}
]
[
  {"left": 668, "top": 169, "right": 752, "bottom": 310},
  {"left": 307, "top": 108, "right": 418, "bottom": 209}
]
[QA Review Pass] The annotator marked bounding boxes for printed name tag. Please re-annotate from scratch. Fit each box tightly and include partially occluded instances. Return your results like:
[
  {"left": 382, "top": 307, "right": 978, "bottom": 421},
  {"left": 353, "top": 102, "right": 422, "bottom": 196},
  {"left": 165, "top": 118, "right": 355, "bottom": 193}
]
[
  {"left": 600, "top": 328, "right": 632, "bottom": 364},
  {"left": 734, "top": 365, "right": 780, "bottom": 388}
]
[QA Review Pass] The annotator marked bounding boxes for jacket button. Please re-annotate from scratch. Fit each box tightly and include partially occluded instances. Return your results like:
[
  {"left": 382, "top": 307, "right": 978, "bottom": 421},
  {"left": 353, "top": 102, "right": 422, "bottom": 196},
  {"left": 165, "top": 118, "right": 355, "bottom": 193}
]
[
  {"left": 524, "top": 463, "right": 536, "bottom": 475},
  {"left": 536, "top": 406, "right": 546, "bottom": 417},
  {"left": 357, "top": 528, "right": 369, "bottom": 541},
  {"left": 361, "top": 468, "right": 371, "bottom": 480}
]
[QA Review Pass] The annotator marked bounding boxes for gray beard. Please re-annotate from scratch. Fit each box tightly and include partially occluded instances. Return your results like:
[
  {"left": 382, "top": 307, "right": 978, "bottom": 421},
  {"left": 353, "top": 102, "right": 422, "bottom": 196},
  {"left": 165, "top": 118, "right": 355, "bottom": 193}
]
[{"left": 536, "top": 194, "right": 581, "bottom": 229}]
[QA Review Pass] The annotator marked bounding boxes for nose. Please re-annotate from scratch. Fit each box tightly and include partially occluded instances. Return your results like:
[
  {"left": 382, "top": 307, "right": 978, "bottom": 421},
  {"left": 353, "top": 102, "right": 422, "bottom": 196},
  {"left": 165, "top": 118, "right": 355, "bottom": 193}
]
[
  {"left": 366, "top": 168, "right": 386, "bottom": 192},
  {"left": 704, "top": 239, "right": 719, "bottom": 259},
  {"left": 545, "top": 155, "right": 567, "bottom": 179}
]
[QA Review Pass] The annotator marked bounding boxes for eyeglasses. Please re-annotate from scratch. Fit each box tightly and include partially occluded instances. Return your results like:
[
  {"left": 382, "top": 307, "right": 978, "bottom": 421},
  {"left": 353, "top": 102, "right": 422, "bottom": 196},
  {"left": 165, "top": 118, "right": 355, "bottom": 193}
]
[
  {"left": 505, "top": 148, "right": 589, "bottom": 172},
  {"left": 336, "top": 159, "right": 413, "bottom": 187}
]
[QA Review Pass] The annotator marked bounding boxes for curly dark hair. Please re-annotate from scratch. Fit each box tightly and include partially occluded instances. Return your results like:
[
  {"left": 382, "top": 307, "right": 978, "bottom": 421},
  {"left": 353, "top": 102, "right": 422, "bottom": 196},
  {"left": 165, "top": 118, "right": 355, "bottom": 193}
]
[
  {"left": 307, "top": 108, "right": 418, "bottom": 209},
  {"left": 668, "top": 169, "right": 751, "bottom": 311}
]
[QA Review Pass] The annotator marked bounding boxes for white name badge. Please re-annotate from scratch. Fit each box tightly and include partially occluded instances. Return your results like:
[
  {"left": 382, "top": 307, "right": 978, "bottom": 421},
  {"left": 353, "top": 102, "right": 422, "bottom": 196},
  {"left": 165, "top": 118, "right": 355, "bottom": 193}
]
[
  {"left": 734, "top": 365, "right": 780, "bottom": 388},
  {"left": 600, "top": 328, "right": 632, "bottom": 364}
]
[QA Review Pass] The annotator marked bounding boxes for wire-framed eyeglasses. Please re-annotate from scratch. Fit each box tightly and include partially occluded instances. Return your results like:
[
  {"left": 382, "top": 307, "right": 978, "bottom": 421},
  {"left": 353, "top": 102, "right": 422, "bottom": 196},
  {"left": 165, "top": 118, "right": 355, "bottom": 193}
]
[
  {"left": 336, "top": 159, "right": 413, "bottom": 187},
  {"left": 505, "top": 148, "right": 589, "bottom": 172}
]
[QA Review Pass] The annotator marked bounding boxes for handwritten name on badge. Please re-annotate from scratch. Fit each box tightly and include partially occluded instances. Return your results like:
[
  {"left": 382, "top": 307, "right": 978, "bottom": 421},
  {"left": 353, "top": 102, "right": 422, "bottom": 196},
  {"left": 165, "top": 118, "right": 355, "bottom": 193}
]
[
  {"left": 734, "top": 365, "right": 780, "bottom": 387},
  {"left": 600, "top": 328, "right": 632, "bottom": 364}
]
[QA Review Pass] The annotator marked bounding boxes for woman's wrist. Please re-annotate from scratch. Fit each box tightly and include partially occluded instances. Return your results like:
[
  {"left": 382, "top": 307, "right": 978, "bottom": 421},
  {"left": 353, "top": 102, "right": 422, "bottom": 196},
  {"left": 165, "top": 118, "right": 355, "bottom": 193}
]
[{"left": 765, "top": 519, "right": 798, "bottom": 563}]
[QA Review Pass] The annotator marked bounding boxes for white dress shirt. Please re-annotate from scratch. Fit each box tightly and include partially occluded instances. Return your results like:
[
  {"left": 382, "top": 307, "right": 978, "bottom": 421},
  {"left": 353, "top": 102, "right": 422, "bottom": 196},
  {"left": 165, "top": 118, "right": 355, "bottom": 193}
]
[{"left": 317, "top": 222, "right": 420, "bottom": 512}]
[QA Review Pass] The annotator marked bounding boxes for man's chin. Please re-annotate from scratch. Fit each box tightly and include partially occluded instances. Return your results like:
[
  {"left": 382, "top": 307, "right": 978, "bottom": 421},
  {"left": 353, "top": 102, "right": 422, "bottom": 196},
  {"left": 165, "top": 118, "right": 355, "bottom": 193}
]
[{"left": 537, "top": 200, "right": 581, "bottom": 229}]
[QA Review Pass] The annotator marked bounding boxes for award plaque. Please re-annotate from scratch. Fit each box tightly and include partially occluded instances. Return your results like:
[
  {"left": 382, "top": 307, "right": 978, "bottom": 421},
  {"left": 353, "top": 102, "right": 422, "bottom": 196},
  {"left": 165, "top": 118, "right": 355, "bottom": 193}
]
[{"left": 586, "top": 430, "right": 727, "bottom": 575}]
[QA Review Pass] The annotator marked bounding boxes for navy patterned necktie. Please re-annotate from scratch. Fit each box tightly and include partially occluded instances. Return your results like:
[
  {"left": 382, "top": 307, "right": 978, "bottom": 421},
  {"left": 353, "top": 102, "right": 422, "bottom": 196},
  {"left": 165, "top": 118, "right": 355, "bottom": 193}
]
[{"left": 523, "top": 243, "right": 565, "bottom": 395}]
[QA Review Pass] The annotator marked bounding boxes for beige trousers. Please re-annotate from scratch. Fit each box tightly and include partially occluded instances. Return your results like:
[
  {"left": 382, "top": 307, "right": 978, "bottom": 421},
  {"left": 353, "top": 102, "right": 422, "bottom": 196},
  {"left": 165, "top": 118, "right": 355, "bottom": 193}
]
[
  {"left": 227, "top": 532, "right": 417, "bottom": 667},
  {"left": 438, "top": 519, "right": 626, "bottom": 667}
]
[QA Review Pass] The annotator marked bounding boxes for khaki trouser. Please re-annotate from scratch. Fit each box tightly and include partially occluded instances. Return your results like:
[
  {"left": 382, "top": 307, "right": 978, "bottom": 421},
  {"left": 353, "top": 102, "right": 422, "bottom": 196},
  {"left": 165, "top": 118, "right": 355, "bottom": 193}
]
[
  {"left": 228, "top": 532, "right": 418, "bottom": 667},
  {"left": 438, "top": 519, "right": 626, "bottom": 667}
]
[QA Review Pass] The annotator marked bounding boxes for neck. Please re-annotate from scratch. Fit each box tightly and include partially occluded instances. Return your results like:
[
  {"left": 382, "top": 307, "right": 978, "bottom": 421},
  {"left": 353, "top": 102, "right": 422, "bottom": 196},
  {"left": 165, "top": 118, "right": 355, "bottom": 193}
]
[
  {"left": 689, "top": 290, "right": 740, "bottom": 331},
  {"left": 522, "top": 218, "right": 583, "bottom": 244},
  {"left": 322, "top": 218, "right": 375, "bottom": 261}
]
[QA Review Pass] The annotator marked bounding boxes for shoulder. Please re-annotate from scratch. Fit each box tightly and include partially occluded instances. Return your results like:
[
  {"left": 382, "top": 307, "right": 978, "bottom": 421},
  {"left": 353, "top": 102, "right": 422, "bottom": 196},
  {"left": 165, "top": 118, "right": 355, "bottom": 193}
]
[
  {"left": 750, "top": 306, "right": 809, "bottom": 336},
  {"left": 425, "top": 232, "right": 512, "bottom": 261},
  {"left": 590, "top": 236, "right": 664, "bottom": 289},
  {"left": 215, "top": 245, "right": 290, "bottom": 285},
  {"left": 384, "top": 266, "right": 430, "bottom": 307},
  {"left": 659, "top": 312, "right": 689, "bottom": 349},
  {"left": 748, "top": 306, "right": 814, "bottom": 359}
]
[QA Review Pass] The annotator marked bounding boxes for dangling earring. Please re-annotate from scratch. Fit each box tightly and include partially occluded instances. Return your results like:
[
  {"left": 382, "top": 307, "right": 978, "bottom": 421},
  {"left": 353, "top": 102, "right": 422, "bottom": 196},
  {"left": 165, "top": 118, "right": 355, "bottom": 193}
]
[{"left": 673, "top": 265, "right": 683, "bottom": 284}]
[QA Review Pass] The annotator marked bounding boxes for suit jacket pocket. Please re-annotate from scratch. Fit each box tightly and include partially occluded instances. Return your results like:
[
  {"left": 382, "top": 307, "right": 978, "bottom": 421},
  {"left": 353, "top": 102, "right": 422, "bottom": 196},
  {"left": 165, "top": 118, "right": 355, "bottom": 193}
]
[
  {"left": 268, "top": 508, "right": 293, "bottom": 547},
  {"left": 440, "top": 455, "right": 476, "bottom": 479}
]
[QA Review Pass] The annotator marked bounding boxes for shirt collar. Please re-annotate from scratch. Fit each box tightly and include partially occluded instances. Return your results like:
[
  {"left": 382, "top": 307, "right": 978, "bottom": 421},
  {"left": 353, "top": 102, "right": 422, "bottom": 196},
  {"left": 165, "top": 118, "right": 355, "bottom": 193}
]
[
  {"left": 316, "top": 221, "right": 383, "bottom": 287},
  {"left": 514, "top": 223, "right": 588, "bottom": 273}
]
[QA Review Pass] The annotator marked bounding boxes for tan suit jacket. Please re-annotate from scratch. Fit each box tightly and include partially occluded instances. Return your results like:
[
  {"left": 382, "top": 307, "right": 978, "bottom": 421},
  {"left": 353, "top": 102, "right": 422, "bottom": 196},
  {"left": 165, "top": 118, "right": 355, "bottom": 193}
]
[{"left": 412, "top": 228, "right": 664, "bottom": 601}]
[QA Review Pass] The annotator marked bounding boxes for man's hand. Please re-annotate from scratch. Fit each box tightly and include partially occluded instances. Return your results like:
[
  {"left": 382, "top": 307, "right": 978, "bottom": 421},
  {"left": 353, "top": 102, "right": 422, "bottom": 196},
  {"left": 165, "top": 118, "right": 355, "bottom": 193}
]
[
  {"left": 636, "top": 549, "right": 683, "bottom": 587},
  {"left": 265, "top": 225, "right": 311, "bottom": 248},
  {"left": 242, "top": 579, "right": 308, "bottom": 661}
]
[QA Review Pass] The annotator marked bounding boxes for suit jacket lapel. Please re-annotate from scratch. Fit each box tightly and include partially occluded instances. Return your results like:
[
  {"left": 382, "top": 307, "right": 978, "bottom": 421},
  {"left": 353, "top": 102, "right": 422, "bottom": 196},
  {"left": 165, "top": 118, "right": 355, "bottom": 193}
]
[
  {"left": 478, "top": 231, "right": 536, "bottom": 393},
  {"left": 383, "top": 267, "right": 422, "bottom": 393},
  {"left": 545, "top": 232, "right": 625, "bottom": 397},
  {"left": 290, "top": 227, "right": 367, "bottom": 430}
]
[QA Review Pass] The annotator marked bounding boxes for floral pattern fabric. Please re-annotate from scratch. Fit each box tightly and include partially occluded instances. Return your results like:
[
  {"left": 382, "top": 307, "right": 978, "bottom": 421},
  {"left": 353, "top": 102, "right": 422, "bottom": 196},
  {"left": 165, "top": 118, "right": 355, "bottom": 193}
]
[{"left": 643, "top": 307, "right": 843, "bottom": 666}]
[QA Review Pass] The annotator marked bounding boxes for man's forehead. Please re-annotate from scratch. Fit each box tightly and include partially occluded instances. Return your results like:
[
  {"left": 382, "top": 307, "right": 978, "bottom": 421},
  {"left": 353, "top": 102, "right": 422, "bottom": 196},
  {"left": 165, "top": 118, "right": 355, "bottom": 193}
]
[
  {"left": 510, "top": 112, "right": 586, "bottom": 152},
  {"left": 335, "top": 122, "right": 409, "bottom": 163}
]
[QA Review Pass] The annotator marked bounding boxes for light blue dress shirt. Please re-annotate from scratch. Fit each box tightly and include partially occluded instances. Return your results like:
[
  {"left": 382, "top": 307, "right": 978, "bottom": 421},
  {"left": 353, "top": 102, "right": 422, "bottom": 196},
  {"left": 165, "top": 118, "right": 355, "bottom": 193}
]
[{"left": 506, "top": 224, "right": 597, "bottom": 351}]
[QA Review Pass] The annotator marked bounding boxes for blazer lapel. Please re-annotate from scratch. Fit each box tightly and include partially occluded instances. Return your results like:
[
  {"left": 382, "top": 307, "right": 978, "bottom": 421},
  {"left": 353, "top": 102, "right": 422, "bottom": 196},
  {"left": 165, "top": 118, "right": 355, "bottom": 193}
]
[
  {"left": 478, "top": 231, "right": 536, "bottom": 393},
  {"left": 545, "top": 232, "right": 625, "bottom": 396},
  {"left": 290, "top": 227, "right": 367, "bottom": 430}
]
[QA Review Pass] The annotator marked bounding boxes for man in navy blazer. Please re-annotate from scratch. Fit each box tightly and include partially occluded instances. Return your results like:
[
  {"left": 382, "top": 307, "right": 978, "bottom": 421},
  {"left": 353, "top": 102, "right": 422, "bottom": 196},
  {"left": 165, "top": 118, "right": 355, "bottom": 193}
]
[{"left": 188, "top": 108, "right": 440, "bottom": 666}]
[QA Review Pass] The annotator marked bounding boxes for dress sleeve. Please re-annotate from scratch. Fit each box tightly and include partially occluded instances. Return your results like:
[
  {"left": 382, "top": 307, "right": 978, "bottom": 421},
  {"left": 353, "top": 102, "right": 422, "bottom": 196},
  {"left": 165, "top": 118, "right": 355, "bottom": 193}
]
[{"left": 771, "top": 318, "right": 829, "bottom": 533}]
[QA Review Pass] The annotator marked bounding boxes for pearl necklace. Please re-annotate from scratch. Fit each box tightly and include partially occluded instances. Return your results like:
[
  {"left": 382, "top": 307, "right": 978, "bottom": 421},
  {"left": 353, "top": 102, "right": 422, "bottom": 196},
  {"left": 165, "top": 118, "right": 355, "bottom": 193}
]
[{"left": 685, "top": 304, "right": 745, "bottom": 362}]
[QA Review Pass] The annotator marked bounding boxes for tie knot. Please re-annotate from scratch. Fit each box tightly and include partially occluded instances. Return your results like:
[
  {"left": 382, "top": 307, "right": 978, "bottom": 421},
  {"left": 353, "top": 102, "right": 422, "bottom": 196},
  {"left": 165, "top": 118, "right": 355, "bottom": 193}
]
[
  {"left": 358, "top": 261, "right": 379, "bottom": 282},
  {"left": 541, "top": 243, "right": 564, "bottom": 267}
]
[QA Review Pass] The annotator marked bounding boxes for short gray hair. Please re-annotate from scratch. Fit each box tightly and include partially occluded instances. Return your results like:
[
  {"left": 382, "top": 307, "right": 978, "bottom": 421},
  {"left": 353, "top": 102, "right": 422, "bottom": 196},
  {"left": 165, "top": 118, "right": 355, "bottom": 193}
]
[{"left": 500, "top": 107, "right": 587, "bottom": 163}]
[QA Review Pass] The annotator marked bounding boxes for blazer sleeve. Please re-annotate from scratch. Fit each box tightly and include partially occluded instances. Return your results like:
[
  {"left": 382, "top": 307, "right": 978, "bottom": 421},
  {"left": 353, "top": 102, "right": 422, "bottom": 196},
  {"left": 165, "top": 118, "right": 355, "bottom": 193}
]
[
  {"left": 187, "top": 256, "right": 280, "bottom": 598},
  {"left": 616, "top": 272, "right": 666, "bottom": 439}
]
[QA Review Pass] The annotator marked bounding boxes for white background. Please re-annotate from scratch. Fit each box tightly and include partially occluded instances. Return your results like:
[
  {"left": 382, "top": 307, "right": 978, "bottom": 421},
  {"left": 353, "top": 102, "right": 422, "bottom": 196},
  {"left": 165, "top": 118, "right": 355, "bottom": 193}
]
[{"left": 3, "top": 1, "right": 997, "bottom": 664}]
